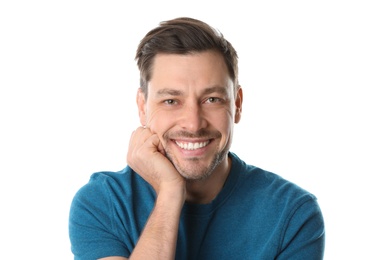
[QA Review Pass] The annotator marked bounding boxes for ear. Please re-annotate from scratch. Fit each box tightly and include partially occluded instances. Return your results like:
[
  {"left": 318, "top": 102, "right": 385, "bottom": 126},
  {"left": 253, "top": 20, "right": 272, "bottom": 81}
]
[
  {"left": 136, "top": 88, "right": 147, "bottom": 126},
  {"left": 234, "top": 86, "right": 243, "bottom": 123}
]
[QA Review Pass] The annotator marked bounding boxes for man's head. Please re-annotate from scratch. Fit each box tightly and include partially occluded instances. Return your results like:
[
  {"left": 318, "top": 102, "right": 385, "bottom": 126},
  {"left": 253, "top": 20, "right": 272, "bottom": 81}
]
[
  {"left": 135, "top": 17, "right": 239, "bottom": 98},
  {"left": 135, "top": 17, "right": 242, "bottom": 181}
]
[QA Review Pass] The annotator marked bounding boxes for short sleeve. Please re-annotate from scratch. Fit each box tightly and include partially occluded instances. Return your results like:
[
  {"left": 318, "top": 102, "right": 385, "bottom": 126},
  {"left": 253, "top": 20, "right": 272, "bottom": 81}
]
[
  {"left": 277, "top": 196, "right": 325, "bottom": 260},
  {"left": 68, "top": 175, "right": 130, "bottom": 260}
]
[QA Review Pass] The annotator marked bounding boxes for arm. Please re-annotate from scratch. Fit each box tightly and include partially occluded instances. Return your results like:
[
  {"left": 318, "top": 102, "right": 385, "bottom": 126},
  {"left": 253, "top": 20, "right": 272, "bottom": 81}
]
[
  {"left": 123, "top": 127, "right": 185, "bottom": 260},
  {"left": 71, "top": 127, "right": 185, "bottom": 260},
  {"left": 277, "top": 197, "right": 325, "bottom": 260},
  {"left": 129, "top": 183, "right": 185, "bottom": 259}
]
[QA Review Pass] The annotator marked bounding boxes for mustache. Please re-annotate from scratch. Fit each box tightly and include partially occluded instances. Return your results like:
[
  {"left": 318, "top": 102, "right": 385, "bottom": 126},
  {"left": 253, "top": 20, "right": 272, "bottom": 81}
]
[{"left": 165, "top": 129, "right": 221, "bottom": 139}]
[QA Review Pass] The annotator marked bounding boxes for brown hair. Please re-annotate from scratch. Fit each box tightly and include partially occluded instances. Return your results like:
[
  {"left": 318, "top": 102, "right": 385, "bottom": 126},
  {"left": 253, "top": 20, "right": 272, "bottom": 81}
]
[{"left": 135, "top": 17, "right": 239, "bottom": 97}]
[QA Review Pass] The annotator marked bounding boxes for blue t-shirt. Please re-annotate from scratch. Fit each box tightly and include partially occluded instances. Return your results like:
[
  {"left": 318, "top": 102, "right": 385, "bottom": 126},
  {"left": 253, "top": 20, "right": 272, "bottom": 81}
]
[{"left": 69, "top": 152, "right": 325, "bottom": 259}]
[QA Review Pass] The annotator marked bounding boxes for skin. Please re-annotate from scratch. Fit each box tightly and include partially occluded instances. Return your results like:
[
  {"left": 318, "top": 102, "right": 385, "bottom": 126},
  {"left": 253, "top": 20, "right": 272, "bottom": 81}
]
[{"left": 100, "top": 50, "right": 243, "bottom": 260}]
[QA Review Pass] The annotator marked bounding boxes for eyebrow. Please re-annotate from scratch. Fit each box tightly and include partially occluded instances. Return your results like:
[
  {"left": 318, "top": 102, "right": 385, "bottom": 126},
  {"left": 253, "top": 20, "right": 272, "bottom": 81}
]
[
  {"left": 156, "top": 88, "right": 183, "bottom": 97},
  {"left": 203, "top": 86, "right": 229, "bottom": 96},
  {"left": 155, "top": 85, "right": 228, "bottom": 97}
]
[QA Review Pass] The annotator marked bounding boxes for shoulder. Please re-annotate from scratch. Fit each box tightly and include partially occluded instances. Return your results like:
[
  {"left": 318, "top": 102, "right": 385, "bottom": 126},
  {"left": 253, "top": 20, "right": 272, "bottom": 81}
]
[
  {"left": 75, "top": 166, "right": 152, "bottom": 200},
  {"left": 229, "top": 153, "right": 325, "bottom": 254},
  {"left": 69, "top": 166, "right": 156, "bottom": 258},
  {"left": 230, "top": 152, "right": 319, "bottom": 212},
  {"left": 70, "top": 166, "right": 155, "bottom": 225}
]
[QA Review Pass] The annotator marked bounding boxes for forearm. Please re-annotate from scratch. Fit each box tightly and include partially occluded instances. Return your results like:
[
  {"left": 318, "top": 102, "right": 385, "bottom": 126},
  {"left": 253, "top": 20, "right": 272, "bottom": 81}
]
[{"left": 129, "top": 186, "right": 185, "bottom": 260}]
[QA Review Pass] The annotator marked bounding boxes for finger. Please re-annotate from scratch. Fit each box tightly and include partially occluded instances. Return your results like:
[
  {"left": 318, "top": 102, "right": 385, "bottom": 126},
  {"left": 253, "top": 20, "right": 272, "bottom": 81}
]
[
  {"left": 157, "top": 137, "right": 166, "bottom": 155},
  {"left": 130, "top": 126, "right": 151, "bottom": 146},
  {"left": 128, "top": 127, "right": 151, "bottom": 158}
]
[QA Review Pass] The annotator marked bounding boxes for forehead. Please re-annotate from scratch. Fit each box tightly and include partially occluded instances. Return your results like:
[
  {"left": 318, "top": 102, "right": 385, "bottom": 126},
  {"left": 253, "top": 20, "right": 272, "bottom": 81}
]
[{"left": 148, "top": 51, "right": 232, "bottom": 93}]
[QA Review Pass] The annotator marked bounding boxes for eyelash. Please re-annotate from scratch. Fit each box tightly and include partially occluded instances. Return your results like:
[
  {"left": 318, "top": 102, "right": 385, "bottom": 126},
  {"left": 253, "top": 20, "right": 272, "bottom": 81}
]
[
  {"left": 205, "top": 97, "right": 222, "bottom": 103},
  {"left": 163, "top": 97, "right": 223, "bottom": 105},
  {"left": 163, "top": 99, "right": 177, "bottom": 105}
]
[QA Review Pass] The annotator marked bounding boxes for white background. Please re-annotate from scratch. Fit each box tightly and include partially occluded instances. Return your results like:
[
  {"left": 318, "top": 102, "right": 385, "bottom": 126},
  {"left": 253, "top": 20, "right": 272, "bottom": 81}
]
[{"left": 1, "top": 1, "right": 389, "bottom": 259}]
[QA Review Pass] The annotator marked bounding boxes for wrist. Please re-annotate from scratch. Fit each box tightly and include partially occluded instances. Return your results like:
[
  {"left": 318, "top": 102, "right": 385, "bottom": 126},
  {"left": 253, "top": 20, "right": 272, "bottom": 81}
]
[{"left": 157, "top": 181, "right": 186, "bottom": 206}]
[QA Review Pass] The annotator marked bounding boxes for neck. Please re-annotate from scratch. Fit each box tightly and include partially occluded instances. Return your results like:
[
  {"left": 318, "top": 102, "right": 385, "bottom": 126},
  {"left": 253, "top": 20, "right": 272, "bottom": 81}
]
[{"left": 185, "top": 156, "right": 231, "bottom": 204}]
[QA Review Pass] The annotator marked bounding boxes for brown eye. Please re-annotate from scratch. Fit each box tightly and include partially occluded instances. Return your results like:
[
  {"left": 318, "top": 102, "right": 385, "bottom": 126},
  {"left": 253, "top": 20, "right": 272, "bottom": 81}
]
[
  {"left": 164, "top": 99, "right": 176, "bottom": 105},
  {"left": 206, "top": 97, "right": 221, "bottom": 103}
]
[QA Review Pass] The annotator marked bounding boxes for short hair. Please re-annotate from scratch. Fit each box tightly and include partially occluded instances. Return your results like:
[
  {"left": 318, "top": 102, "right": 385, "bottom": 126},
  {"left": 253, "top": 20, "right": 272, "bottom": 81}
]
[{"left": 135, "top": 17, "right": 239, "bottom": 97}]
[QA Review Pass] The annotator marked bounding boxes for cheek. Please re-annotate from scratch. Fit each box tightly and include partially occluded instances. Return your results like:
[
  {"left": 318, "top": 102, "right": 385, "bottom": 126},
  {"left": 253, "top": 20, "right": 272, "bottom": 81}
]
[
  {"left": 215, "top": 107, "right": 235, "bottom": 124},
  {"left": 209, "top": 110, "right": 235, "bottom": 134},
  {"left": 147, "top": 109, "right": 175, "bottom": 134}
]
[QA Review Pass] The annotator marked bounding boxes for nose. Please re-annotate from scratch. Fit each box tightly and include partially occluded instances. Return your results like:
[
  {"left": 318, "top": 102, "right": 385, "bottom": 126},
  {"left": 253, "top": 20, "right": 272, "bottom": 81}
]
[{"left": 178, "top": 102, "right": 207, "bottom": 133}]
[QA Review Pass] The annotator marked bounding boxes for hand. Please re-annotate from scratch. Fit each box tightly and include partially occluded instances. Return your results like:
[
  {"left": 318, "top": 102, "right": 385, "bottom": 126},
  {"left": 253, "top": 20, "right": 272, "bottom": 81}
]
[
  {"left": 126, "top": 127, "right": 185, "bottom": 260},
  {"left": 127, "top": 126, "right": 185, "bottom": 195}
]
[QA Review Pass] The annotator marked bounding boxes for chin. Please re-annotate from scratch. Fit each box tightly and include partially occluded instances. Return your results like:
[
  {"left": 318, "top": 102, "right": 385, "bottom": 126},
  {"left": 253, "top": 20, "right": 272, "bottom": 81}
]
[
  {"left": 176, "top": 155, "right": 226, "bottom": 182},
  {"left": 179, "top": 169, "right": 213, "bottom": 182}
]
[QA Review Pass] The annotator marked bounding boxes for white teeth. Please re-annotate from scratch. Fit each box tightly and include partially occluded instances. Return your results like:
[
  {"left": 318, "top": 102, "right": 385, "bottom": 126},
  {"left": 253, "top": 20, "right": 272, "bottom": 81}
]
[{"left": 175, "top": 141, "right": 209, "bottom": 150}]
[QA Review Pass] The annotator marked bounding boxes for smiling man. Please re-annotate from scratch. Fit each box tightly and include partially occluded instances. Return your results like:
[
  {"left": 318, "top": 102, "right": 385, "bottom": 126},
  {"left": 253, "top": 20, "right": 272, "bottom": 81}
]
[{"left": 69, "top": 17, "right": 325, "bottom": 260}]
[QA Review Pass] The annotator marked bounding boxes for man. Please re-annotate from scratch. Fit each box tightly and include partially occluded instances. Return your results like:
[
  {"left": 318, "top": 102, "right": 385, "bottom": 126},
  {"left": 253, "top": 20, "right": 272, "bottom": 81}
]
[{"left": 69, "top": 17, "right": 325, "bottom": 259}]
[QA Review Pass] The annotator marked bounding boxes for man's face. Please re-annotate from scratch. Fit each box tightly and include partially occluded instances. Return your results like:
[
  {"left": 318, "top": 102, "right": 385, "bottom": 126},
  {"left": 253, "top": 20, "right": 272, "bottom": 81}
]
[{"left": 137, "top": 51, "right": 242, "bottom": 180}]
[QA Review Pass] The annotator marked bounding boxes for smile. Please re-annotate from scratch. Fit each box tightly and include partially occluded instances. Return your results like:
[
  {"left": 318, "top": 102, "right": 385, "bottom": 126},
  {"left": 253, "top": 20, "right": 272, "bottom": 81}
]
[{"left": 175, "top": 140, "right": 210, "bottom": 150}]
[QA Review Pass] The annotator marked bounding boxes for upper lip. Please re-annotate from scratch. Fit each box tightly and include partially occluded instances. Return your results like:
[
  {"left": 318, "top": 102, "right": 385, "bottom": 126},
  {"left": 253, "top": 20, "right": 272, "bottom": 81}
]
[
  {"left": 174, "top": 139, "right": 211, "bottom": 150},
  {"left": 173, "top": 138, "right": 211, "bottom": 142}
]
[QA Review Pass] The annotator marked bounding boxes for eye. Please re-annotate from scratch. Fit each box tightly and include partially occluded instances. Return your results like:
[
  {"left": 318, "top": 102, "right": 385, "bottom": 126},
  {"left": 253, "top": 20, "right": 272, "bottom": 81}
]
[
  {"left": 205, "top": 97, "right": 222, "bottom": 103},
  {"left": 163, "top": 99, "right": 177, "bottom": 105}
]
